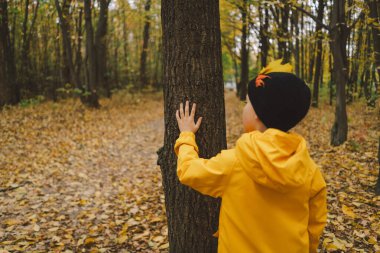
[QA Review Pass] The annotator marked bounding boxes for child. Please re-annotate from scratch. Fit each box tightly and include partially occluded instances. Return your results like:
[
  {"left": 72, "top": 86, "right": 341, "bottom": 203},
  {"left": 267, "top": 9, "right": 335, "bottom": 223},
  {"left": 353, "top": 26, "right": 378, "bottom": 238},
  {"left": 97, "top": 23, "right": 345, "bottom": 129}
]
[{"left": 174, "top": 60, "right": 327, "bottom": 253}]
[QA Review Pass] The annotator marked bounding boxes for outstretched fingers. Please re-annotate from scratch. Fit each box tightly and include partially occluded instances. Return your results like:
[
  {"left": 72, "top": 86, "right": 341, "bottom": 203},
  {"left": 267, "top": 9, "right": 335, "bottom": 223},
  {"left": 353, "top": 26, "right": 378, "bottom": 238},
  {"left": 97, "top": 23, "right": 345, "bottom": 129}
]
[
  {"left": 180, "top": 103, "right": 184, "bottom": 118},
  {"left": 185, "top": 101, "right": 189, "bottom": 117},
  {"left": 190, "top": 103, "right": 196, "bottom": 118},
  {"left": 195, "top": 117, "right": 202, "bottom": 130}
]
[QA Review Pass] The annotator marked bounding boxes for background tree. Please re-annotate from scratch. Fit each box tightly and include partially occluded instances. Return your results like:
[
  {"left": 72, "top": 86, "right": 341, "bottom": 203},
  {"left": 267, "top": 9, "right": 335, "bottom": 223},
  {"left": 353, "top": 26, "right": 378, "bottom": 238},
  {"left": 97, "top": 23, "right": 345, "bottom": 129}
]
[
  {"left": 140, "top": 0, "right": 151, "bottom": 88},
  {"left": 95, "top": 0, "right": 111, "bottom": 97},
  {"left": 55, "top": 0, "right": 78, "bottom": 89},
  {"left": 0, "top": 0, "right": 18, "bottom": 106},
  {"left": 84, "top": 0, "right": 100, "bottom": 108},
  {"left": 158, "top": 0, "right": 226, "bottom": 251}
]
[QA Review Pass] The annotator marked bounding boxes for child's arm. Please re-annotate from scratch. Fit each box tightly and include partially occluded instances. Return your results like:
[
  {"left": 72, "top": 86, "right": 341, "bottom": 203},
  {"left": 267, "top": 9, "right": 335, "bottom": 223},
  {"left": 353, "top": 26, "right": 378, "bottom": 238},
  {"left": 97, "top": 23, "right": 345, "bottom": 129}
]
[
  {"left": 308, "top": 169, "right": 327, "bottom": 253},
  {"left": 174, "top": 101, "right": 235, "bottom": 197},
  {"left": 174, "top": 132, "right": 235, "bottom": 197}
]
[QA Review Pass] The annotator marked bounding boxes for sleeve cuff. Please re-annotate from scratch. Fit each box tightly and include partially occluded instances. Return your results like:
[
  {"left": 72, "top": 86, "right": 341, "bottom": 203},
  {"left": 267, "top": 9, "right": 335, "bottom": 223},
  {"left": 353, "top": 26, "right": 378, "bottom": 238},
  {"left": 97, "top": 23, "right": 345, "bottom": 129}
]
[{"left": 174, "top": 131, "right": 199, "bottom": 156}]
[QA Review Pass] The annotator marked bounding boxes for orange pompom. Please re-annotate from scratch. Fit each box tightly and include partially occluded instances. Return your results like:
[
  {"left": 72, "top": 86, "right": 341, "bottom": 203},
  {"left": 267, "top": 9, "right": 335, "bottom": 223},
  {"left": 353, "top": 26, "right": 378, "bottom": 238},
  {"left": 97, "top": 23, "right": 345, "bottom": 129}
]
[{"left": 255, "top": 74, "right": 271, "bottom": 87}]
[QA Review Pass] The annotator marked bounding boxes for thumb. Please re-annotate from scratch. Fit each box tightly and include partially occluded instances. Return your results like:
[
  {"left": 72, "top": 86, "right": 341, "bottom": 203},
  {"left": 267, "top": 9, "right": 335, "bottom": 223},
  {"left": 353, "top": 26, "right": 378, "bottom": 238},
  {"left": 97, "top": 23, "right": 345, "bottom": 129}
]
[{"left": 195, "top": 117, "right": 202, "bottom": 131}]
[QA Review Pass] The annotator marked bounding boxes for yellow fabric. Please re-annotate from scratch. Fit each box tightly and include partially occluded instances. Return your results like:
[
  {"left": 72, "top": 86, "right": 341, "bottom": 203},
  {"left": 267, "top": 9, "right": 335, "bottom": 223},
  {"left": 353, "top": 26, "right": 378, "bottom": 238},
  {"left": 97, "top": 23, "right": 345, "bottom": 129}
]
[
  {"left": 258, "top": 59, "right": 293, "bottom": 75},
  {"left": 174, "top": 129, "right": 327, "bottom": 253}
]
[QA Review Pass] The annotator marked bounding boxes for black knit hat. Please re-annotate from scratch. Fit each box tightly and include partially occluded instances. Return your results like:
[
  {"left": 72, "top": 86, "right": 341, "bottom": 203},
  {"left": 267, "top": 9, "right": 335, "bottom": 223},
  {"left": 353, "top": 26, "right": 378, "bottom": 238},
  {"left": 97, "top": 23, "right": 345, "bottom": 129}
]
[{"left": 248, "top": 60, "right": 311, "bottom": 132}]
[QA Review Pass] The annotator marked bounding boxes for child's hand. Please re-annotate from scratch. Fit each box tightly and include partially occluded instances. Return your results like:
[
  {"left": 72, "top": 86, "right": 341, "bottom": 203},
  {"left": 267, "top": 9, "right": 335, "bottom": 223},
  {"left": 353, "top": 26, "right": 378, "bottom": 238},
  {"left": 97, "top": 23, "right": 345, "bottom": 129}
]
[{"left": 176, "top": 101, "right": 202, "bottom": 133}]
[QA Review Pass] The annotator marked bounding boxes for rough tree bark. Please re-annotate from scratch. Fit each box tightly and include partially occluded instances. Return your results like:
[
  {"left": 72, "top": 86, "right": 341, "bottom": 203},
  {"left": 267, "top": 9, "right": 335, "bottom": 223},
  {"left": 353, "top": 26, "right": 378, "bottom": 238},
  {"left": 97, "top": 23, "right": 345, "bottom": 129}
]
[
  {"left": 0, "top": 0, "right": 18, "bottom": 106},
  {"left": 140, "top": 0, "right": 151, "bottom": 88},
  {"left": 158, "top": 0, "right": 226, "bottom": 252}
]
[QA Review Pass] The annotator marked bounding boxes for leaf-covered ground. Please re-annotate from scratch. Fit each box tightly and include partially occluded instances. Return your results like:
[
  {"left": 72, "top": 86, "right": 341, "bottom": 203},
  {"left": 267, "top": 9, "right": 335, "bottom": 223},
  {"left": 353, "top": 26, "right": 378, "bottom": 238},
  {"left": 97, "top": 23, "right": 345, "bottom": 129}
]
[{"left": 0, "top": 90, "right": 379, "bottom": 252}]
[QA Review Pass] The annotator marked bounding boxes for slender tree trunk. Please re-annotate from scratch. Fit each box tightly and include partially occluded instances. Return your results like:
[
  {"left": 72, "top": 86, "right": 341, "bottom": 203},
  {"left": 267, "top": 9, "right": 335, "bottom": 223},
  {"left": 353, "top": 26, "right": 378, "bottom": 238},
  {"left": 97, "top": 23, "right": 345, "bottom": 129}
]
[
  {"left": 121, "top": 2, "right": 129, "bottom": 85},
  {"left": 55, "top": 0, "right": 78, "bottom": 87},
  {"left": 0, "top": 0, "right": 19, "bottom": 106},
  {"left": 95, "top": 0, "right": 110, "bottom": 97},
  {"left": 368, "top": 0, "right": 380, "bottom": 85},
  {"left": 53, "top": 23, "right": 61, "bottom": 102},
  {"left": 376, "top": 137, "right": 380, "bottom": 195},
  {"left": 20, "top": 0, "right": 39, "bottom": 95},
  {"left": 349, "top": 23, "right": 363, "bottom": 101},
  {"left": 330, "top": 0, "right": 348, "bottom": 146},
  {"left": 140, "top": 0, "right": 151, "bottom": 88},
  {"left": 158, "top": 0, "right": 226, "bottom": 251},
  {"left": 20, "top": 0, "right": 30, "bottom": 90},
  {"left": 239, "top": 0, "right": 249, "bottom": 101},
  {"left": 292, "top": 10, "right": 300, "bottom": 76},
  {"left": 280, "top": 1, "right": 290, "bottom": 63},
  {"left": 259, "top": 4, "right": 269, "bottom": 69},
  {"left": 75, "top": 7, "right": 83, "bottom": 85},
  {"left": 84, "top": 0, "right": 100, "bottom": 108},
  {"left": 300, "top": 4, "right": 305, "bottom": 79},
  {"left": 312, "top": 0, "right": 325, "bottom": 108}
]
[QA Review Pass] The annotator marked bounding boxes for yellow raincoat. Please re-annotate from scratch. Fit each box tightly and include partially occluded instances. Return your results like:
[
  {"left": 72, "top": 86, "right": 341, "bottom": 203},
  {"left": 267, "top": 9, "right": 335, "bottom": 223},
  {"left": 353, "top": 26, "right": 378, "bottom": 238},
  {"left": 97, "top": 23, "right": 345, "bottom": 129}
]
[{"left": 174, "top": 129, "right": 327, "bottom": 253}]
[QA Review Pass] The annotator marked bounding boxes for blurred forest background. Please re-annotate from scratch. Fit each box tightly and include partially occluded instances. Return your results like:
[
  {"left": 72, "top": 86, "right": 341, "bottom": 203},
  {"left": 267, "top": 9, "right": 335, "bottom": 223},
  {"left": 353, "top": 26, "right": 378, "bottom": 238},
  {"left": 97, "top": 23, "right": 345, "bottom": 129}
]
[{"left": 0, "top": 0, "right": 378, "bottom": 108}]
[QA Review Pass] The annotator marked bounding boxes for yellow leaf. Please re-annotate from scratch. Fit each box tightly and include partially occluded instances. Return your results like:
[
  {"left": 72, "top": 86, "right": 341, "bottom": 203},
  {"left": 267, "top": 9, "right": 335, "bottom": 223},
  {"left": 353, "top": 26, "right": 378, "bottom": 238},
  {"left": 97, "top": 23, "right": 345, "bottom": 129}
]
[
  {"left": 368, "top": 236, "right": 377, "bottom": 244},
  {"left": 117, "top": 235, "right": 128, "bottom": 244},
  {"left": 159, "top": 242, "right": 169, "bottom": 249},
  {"left": 4, "top": 219, "right": 20, "bottom": 226},
  {"left": 153, "top": 235, "right": 164, "bottom": 242},
  {"left": 84, "top": 237, "right": 96, "bottom": 245},
  {"left": 342, "top": 205, "right": 356, "bottom": 218}
]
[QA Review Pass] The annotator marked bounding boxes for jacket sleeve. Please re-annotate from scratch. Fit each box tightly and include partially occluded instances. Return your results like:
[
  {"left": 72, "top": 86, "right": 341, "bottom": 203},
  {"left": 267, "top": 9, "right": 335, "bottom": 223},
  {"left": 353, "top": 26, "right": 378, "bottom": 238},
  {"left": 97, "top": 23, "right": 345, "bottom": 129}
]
[
  {"left": 308, "top": 168, "right": 327, "bottom": 253},
  {"left": 174, "top": 131, "right": 235, "bottom": 198}
]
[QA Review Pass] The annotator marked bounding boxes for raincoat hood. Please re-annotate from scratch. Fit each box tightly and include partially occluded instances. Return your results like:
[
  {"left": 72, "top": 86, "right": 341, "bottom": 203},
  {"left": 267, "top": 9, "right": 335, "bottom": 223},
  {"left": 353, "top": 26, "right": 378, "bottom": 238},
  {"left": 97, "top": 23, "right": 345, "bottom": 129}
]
[{"left": 235, "top": 128, "right": 314, "bottom": 192}]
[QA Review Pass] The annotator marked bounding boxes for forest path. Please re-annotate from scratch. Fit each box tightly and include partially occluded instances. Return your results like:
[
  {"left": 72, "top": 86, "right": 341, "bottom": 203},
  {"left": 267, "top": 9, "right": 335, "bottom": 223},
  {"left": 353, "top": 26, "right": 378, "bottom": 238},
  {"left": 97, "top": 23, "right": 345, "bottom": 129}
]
[
  {"left": 0, "top": 90, "right": 379, "bottom": 252},
  {"left": 0, "top": 92, "right": 168, "bottom": 252}
]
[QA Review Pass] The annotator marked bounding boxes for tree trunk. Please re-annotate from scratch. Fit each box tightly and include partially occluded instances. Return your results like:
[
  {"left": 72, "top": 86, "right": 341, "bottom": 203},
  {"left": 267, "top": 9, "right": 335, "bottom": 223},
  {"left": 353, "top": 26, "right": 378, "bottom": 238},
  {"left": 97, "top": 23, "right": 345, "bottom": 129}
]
[
  {"left": 84, "top": 0, "right": 100, "bottom": 108},
  {"left": 95, "top": 0, "right": 110, "bottom": 97},
  {"left": 239, "top": 0, "right": 249, "bottom": 101},
  {"left": 259, "top": 4, "right": 269, "bottom": 69},
  {"left": 349, "top": 24, "right": 363, "bottom": 100},
  {"left": 55, "top": 0, "right": 79, "bottom": 87},
  {"left": 300, "top": 4, "right": 305, "bottom": 79},
  {"left": 121, "top": 1, "right": 129, "bottom": 85},
  {"left": 367, "top": 0, "right": 380, "bottom": 84},
  {"left": 280, "top": 1, "right": 290, "bottom": 63},
  {"left": 20, "top": 0, "right": 30, "bottom": 90},
  {"left": 292, "top": 9, "right": 300, "bottom": 76},
  {"left": 75, "top": 7, "right": 83, "bottom": 85},
  {"left": 140, "top": 0, "right": 151, "bottom": 88},
  {"left": 0, "top": 0, "right": 18, "bottom": 106},
  {"left": 376, "top": 137, "right": 380, "bottom": 195},
  {"left": 21, "top": 0, "right": 40, "bottom": 95},
  {"left": 330, "top": 0, "right": 348, "bottom": 146},
  {"left": 158, "top": 0, "right": 226, "bottom": 251},
  {"left": 312, "top": 0, "right": 325, "bottom": 108}
]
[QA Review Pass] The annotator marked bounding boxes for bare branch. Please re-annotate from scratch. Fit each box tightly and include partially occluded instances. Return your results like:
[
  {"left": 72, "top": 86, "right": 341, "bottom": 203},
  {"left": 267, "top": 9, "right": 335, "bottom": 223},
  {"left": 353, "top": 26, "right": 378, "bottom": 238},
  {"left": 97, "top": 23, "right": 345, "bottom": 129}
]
[{"left": 291, "top": 4, "right": 331, "bottom": 31}]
